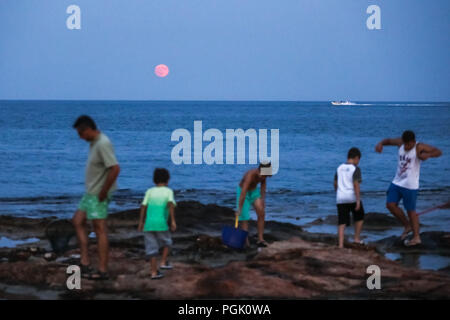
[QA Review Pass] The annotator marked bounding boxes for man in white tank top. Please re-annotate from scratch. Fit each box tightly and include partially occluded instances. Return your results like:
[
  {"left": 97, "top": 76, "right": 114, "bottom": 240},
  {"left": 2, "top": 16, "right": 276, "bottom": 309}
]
[{"left": 375, "top": 130, "right": 442, "bottom": 246}]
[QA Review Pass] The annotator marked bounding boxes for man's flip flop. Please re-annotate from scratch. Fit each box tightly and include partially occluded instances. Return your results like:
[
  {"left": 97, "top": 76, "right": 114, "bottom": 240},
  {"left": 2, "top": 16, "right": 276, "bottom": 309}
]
[
  {"left": 88, "top": 271, "right": 110, "bottom": 281},
  {"left": 151, "top": 271, "right": 164, "bottom": 280},
  {"left": 400, "top": 230, "right": 413, "bottom": 241},
  {"left": 403, "top": 239, "right": 421, "bottom": 247},
  {"left": 257, "top": 241, "right": 269, "bottom": 248}
]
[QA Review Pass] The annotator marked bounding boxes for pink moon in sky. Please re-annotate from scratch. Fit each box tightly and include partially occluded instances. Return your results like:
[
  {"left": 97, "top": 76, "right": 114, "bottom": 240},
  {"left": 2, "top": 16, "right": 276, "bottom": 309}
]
[{"left": 155, "top": 64, "right": 169, "bottom": 77}]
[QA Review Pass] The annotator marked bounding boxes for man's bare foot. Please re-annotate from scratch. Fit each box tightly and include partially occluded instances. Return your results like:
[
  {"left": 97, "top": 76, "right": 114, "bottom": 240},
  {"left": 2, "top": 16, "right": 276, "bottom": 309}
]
[
  {"left": 404, "top": 238, "right": 422, "bottom": 247},
  {"left": 400, "top": 228, "right": 413, "bottom": 240}
]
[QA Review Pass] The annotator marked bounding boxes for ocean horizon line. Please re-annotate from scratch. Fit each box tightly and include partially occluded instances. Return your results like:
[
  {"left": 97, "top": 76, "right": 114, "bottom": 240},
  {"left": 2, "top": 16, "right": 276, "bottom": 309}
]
[{"left": 1, "top": 99, "right": 449, "bottom": 104}]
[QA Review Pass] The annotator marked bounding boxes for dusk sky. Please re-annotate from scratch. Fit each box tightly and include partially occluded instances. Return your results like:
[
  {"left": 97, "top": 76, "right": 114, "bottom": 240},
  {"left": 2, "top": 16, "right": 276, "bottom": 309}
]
[{"left": 0, "top": 0, "right": 449, "bottom": 101}]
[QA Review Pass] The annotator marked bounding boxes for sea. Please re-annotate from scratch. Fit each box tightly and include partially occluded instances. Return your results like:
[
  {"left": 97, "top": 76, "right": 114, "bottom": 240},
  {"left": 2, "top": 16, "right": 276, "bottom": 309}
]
[{"left": 0, "top": 100, "right": 449, "bottom": 268}]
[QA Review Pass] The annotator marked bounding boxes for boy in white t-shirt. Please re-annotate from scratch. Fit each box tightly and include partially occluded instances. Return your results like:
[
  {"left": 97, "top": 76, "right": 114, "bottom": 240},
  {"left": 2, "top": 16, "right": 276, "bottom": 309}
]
[{"left": 334, "top": 147, "right": 364, "bottom": 248}]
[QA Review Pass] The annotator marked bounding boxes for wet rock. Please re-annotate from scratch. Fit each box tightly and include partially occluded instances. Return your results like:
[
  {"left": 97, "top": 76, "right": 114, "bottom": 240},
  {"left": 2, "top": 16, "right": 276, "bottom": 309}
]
[
  {"left": 373, "top": 231, "right": 450, "bottom": 255},
  {"left": 44, "top": 252, "right": 57, "bottom": 261},
  {"left": 27, "top": 246, "right": 46, "bottom": 254},
  {"left": 308, "top": 218, "right": 324, "bottom": 225},
  {"left": 8, "top": 250, "right": 31, "bottom": 262},
  {"left": 45, "top": 219, "right": 76, "bottom": 254},
  {"left": 0, "top": 201, "right": 449, "bottom": 299},
  {"left": 28, "top": 256, "right": 48, "bottom": 264},
  {"left": 307, "top": 212, "right": 411, "bottom": 230},
  {"left": 438, "top": 265, "right": 450, "bottom": 275},
  {"left": 195, "top": 235, "right": 228, "bottom": 251}
]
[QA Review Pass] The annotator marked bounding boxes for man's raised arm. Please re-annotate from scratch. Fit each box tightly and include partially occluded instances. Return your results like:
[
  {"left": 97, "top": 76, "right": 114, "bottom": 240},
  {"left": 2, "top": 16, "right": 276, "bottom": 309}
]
[
  {"left": 375, "top": 137, "right": 403, "bottom": 153},
  {"left": 417, "top": 143, "right": 442, "bottom": 161}
]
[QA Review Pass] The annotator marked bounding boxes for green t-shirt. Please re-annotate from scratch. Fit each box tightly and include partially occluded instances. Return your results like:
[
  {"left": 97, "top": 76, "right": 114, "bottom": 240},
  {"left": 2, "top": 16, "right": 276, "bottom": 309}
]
[
  {"left": 85, "top": 133, "right": 118, "bottom": 195},
  {"left": 141, "top": 186, "right": 176, "bottom": 232}
]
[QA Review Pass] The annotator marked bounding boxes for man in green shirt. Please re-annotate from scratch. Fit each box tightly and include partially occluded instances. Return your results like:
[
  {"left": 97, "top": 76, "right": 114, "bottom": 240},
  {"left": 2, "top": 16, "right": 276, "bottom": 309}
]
[{"left": 72, "top": 115, "right": 120, "bottom": 280}]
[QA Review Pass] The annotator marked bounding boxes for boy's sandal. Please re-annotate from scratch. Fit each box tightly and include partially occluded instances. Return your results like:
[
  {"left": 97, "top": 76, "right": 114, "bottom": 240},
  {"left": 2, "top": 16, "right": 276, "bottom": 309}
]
[
  {"left": 353, "top": 240, "right": 365, "bottom": 245},
  {"left": 257, "top": 240, "right": 269, "bottom": 248},
  {"left": 403, "top": 239, "right": 421, "bottom": 247},
  {"left": 88, "top": 271, "right": 110, "bottom": 281},
  {"left": 151, "top": 271, "right": 164, "bottom": 280}
]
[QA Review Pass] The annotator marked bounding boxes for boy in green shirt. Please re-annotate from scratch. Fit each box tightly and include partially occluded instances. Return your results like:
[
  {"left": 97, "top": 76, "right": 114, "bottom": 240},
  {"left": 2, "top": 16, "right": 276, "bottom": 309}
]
[{"left": 138, "top": 168, "right": 176, "bottom": 280}]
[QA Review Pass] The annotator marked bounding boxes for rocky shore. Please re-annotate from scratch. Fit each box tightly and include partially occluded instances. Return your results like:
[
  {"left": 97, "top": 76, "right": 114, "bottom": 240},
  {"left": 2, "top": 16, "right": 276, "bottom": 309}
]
[{"left": 0, "top": 201, "right": 449, "bottom": 299}]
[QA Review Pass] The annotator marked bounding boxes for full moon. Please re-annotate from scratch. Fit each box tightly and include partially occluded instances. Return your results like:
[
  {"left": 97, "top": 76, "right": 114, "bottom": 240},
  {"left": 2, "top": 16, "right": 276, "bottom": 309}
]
[{"left": 155, "top": 64, "right": 169, "bottom": 77}]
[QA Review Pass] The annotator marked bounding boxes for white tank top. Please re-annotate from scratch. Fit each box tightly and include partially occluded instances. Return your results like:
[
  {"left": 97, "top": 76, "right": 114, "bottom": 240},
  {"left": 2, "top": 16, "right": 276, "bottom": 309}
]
[{"left": 392, "top": 143, "right": 421, "bottom": 190}]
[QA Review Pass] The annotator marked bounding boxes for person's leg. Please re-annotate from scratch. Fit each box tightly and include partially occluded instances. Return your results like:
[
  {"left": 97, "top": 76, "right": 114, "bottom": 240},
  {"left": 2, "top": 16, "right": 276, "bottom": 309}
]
[
  {"left": 337, "top": 204, "right": 350, "bottom": 248},
  {"left": 352, "top": 202, "right": 365, "bottom": 243},
  {"left": 159, "top": 231, "right": 172, "bottom": 267},
  {"left": 160, "top": 247, "right": 170, "bottom": 266},
  {"left": 406, "top": 210, "right": 421, "bottom": 243},
  {"left": 237, "top": 187, "right": 251, "bottom": 245},
  {"left": 72, "top": 210, "right": 90, "bottom": 266},
  {"left": 404, "top": 189, "right": 421, "bottom": 244},
  {"left": 338, "top": 224, "right": 346, "bottom": 248},
  {"left": 353, "top": 221, "right": 363, "bottom": 243},
  {"left": 92, "top": 219, "right": 109, "bottom": 273},
  {"left": 253, "top": 198, "right": 265, "bottom": 243},
  {"left": 241, "top": 221, "right": 249, "bottom": 231},
  {"left": 144, "top": 232, "right": 163, "bottom": 277},
  {"left": 240, "top": 221, "right": 250, "bottom": 246},
  {"left": 387, "top": 202, "right": 411, "bottom": 234},
  {"left": 386, "top": 184, "right": 411, "bottom": 237},
  {"left": 151, "top": 257, "right": 158, "bottom": 276}
]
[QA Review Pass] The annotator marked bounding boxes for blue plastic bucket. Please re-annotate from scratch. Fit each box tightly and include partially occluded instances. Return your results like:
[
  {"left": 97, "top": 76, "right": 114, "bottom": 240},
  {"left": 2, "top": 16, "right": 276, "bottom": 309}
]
[{"left": 222, "top": 226, "right": 248, "bottom": 249}]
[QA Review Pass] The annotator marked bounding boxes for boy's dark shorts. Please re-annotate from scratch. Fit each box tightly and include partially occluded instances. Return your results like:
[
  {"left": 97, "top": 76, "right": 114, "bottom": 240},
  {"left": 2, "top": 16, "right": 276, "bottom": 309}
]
[{"left": 337, "top": 202, "right": 365, "bottom": 226}]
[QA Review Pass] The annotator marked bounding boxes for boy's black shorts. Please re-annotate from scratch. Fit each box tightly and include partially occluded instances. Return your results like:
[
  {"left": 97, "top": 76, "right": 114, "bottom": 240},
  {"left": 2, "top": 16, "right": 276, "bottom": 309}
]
[{"left": 337, "top": 202, "right": 365, "bottom": 226}]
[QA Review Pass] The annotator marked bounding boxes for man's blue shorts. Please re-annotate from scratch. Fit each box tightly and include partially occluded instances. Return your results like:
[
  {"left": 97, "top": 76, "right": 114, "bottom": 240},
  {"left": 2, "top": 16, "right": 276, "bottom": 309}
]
[{"left": 386, "top": 183, "right": 418, "bottom": 212}]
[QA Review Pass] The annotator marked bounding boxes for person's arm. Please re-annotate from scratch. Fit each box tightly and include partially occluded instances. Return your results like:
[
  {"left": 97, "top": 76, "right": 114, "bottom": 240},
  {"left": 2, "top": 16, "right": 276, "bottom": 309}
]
[
  {"left": 417, "top": 143, "right": 442, "bottom": 161},
  {"left": 333, "top": 172, "right": 338, "bottom": 191},
  {"left": 168, "top": 202, "right": 176, "bottom": 232},
  {"left": 236, "top": 173, "right": 252, "bottom": 216},
  {"left": 260, "top": 179, "right": 267, "bottom": 209},
  {"left": 138, "top": 191, "right": 150, "bottom": 231},
  {"left": 138, "top": 205, "right": 147, "bottom": 232},
  {"left": 353, "top": 167, "right": 362, "bottom": 211},
  {"left": 98, "top": 164, "right": 120, "bottom": 201},
  {"left": 375, "top": 137, "right": 403, "bottom": 153},
  {"left": 354, "top": 181, "right": 361, "bottom": 211},
  {"left": 97, "top": 140, "right": 120, "bottom": 202}
]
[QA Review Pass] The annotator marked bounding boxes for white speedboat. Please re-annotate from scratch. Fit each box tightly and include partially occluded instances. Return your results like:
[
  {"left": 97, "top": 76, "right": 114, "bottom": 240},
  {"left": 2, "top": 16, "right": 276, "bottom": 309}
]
[{"left": 331, "top": 100, "right": 356, "bottom": 106}]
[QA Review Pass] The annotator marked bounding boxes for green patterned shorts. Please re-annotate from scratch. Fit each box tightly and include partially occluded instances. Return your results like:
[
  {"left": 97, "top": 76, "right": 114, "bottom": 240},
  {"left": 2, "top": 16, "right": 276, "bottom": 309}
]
[
  {"left": 236, "top": 186, "right": 261, "bottom": 221},
  {"left": 78, "top": 194, "right": 111, "bottom": 220}
]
